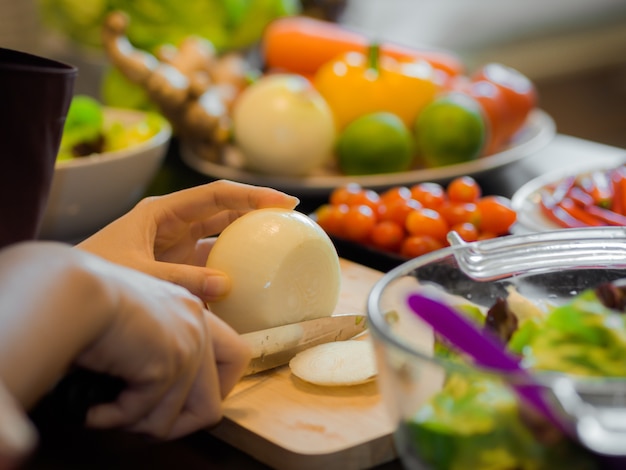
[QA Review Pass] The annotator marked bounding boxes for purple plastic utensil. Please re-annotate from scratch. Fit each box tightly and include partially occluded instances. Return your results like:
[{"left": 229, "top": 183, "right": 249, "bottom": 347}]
[{"left": 406, "top": 292, "right": 573, "bottom": 436}]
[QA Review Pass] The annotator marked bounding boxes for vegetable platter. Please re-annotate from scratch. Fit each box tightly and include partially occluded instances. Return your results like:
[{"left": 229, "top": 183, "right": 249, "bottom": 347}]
[
  {"left": 180, "top": 109, "right": 554, "bottom": 196},
  {"left": 512, "top": 158, "right": 626, "bottom": 233},
  {"left": 206, "top": 258, "right": 396, "bottom": 470}
]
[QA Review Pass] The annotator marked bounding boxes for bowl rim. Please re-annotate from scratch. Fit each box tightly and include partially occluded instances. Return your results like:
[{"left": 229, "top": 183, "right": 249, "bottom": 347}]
[{"left": 54, "top": 107, "right": 172, "bottom": 169}]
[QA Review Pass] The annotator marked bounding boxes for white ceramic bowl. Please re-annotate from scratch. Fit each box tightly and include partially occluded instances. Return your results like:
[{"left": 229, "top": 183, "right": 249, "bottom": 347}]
[{"left": 40, "top": 107, "right": 172, "bottom": 241}]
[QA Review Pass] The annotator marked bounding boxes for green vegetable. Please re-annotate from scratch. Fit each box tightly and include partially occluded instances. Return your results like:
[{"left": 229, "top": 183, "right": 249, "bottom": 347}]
[
  {"left": 38, "top": 0, "right": 300, "bottom": 52},
  {"left": 57, "top": 95, "right": 163, "bottom": 161},
  {"left": 407, "top": 373, "right": 597, "bottom": 469},
  {"left": 516, "top": 289, "right": 626, "bottom": 377}
]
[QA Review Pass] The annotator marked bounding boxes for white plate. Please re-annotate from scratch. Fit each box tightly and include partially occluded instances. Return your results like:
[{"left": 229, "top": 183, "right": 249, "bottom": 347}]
[
  {"left": 511, "top": 158, "right": 626, "bottom": 234},
  {"left": 181, "top": 109, "right": 556, "bottom": 196}
]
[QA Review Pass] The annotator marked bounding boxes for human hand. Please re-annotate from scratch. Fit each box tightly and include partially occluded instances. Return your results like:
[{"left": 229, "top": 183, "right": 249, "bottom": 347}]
[
  {"left": 77, "top": 180, "right": 299, "bottom": 303},
  {"left": 76, "top": 257, "right": 251, "bottom": 439},
  {"left": 0, "top": 379, "right": 36, "bottom": 470}
]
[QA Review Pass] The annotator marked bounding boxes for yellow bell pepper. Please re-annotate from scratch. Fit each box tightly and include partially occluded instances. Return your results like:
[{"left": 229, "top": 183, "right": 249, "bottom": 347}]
[{"left": 313, "top": 44, "right": 441, "bottom": 130}]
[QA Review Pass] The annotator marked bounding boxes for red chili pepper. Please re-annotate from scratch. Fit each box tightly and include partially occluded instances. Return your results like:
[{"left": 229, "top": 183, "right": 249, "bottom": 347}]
[
  {"left": 585, "top": 204, "right": 626, "bottom": 226},
  {"left": 549, "top": 176, "right": 576, "bottom": 204},
  {"left": 558, "top": 198, "right": 604, "bottom": 226},
  {"left": 539, "top": 191, "right": 589, "bottom": 228},
  {"left": 566, "top": 186, "right": 595, "bottom": 207},
  {"left": 610, "top": 166, "right": 626, "bottom": 216},
  {"left": 578, "top": 171, "right": 613, "bottom": 208}
]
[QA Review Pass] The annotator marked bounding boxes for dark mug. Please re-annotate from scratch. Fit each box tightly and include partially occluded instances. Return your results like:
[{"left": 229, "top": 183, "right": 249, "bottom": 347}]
[{"left": 0, "top": 48, "right": 76, "bottom": 249}]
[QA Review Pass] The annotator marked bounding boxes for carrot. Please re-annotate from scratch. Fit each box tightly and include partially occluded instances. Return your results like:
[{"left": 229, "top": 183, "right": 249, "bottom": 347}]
[{"left": 262, "top": 16, "right": 465, "bottom": 78}]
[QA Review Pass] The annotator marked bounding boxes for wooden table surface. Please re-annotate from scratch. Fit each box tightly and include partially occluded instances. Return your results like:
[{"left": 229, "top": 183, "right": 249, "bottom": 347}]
[{"left": 24, "top": 133, "right": 626, "bottom": 470}]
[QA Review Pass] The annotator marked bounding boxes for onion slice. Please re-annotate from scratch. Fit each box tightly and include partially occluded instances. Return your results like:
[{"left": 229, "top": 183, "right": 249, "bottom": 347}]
[{"left": 289, "top": 340, "right": 378, "bottom": 386}]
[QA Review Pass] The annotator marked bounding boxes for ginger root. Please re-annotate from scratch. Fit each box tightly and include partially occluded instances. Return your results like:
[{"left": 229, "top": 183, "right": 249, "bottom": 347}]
[{"left": 102, "top": 11, "right": 254, "bottom": 151}]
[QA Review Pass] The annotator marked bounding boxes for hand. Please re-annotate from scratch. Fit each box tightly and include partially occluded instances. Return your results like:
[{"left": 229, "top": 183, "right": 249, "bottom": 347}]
[
  {"left": 0, "top": 242, "right": 251, "bottom": 440},
  {"left": 75, "top": 252, "right": 252, "bottom": 439},
  {"left": 77, "top": 180, "right": 299, "bottom": 303},
  {"left": 0, "top": 379, "right": 36, "bottom": 470}
]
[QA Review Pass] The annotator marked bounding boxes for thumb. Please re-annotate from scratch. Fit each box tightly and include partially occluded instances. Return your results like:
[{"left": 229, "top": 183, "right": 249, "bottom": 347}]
[{"left": 149, "top": 262, "right": 231, "bottom": 303}]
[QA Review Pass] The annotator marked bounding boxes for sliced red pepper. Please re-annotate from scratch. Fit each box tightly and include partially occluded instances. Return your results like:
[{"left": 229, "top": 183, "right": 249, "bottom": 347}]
[
  {"left": 558, "top": 198, "right": 604, "bottom": 226},
  {"left": 585, "top": 204, "right": 626, "bottom": 226},
  {"left": 539, "top": 191, "right": 590, "bottom": 228},
  {"left": 566, "top": 186, "right": 595, "bottom": 207},
  {"left": 610, "top": 166, "right": 626, "bottom": 216},
  {"left": 549, "top": 175, "right": 576, "bottom": 204},
  {"left": 578, "top": 170, "right": 613, "bottom": 208}
]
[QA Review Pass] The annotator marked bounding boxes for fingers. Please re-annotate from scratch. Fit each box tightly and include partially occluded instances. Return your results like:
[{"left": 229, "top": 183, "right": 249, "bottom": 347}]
[
  {"left": 0, "top": 380, "right": 37, "bottom": 469},
  {"left": 205, "top": 312, "right": 252, "bottom": 398},
  {"left": 163, "top": 311, "right": 250, "bottom": 440},
  {"left": 154, "top": 180, "right": 300, "bottom": 224},
  {"left": 135, "top": 260, "right": 231, "bottom": 303}
]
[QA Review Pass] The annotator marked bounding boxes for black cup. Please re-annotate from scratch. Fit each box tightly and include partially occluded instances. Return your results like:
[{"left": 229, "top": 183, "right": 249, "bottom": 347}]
[{"left": 0, "top": 48, "right": 77, "bottom": 249}]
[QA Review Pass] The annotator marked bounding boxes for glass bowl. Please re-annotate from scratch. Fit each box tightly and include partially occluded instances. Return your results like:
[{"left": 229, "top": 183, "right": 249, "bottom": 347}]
[{"left": 366, "top": 227, "right": 626, "bottom": 470}]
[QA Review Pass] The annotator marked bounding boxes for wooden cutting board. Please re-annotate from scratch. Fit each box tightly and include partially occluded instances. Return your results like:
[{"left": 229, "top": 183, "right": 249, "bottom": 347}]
[{"left": 208, "top": 259, "right": 397, "bottom": 470}]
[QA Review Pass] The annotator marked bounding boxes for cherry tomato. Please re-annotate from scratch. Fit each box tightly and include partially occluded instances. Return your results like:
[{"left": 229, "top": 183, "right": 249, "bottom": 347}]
[
  {"left": 438, "top": 201, "right": 481, "bottom": 227},
  {"left": 472, "top": 63, "right": 537, "bottom": 140},
  {"left": 379, "top": 186, "right": 412, "bottom": 205},
  {"left": 377, "top": 197, "right": 422, "bottom": 227},
  {"left": 342, "top": 204, "right": 377, "bottom": 242},
  {"left": 369, "top": 220, "right": 405, "bottom": 252},
  {"left": 476, "top": 195, "right": 517, "bottom": 235},
  {"left": 329, "top": 183, "right": 380, "bottom": 210},
  {"left": 405, "top": 208, "right": 449, "bottom": 242},
  {"left": 451, "top": 222, "right": 479, "bottom": 242},
  {"left": 315, "top": 203, "right": 348, "bottom": 237},
  {"left": 447, "top": 176, "right": 482, "bottom": 202},
  {"left": 409, "top": 182, "right": 447, "bottom": 209},
  {"left": 400, "top": 235, "right": 444, "bottom": 258}
]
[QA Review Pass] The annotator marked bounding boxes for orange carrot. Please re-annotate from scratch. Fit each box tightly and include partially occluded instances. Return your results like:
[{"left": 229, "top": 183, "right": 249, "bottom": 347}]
[{"left": 262, "top": 16, "right": 465, "bottom": 78}]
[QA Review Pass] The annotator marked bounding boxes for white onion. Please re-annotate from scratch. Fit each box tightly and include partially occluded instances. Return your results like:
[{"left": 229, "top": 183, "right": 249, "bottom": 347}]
[
  {"left": 206, "top": 208, "right": 341, "bottom": 333},
  {"left": 232, "top": 74, "right": 336, "bottom": 177},
  {"left": 289, "top": 340, "right": 378, "bottom": 386}
]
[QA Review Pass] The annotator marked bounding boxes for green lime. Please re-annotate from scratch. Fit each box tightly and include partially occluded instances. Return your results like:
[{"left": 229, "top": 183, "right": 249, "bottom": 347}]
[
  {"left": 415, "top": 92, "right": 486, "bottom": 167},
  {"left": 336, "top": 112, "right": 414, "bottom": 175}
]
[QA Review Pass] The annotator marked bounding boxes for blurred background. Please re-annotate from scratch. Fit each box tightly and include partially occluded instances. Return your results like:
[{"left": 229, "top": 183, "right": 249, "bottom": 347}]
[{"left": 1, "top": 0, "right": 625, "bottom": 148}]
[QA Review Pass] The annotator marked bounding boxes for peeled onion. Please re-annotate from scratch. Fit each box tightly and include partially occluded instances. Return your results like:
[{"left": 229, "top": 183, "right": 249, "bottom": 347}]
[
  {"left": 232, "top": 74, "right": 336, "bottom": 177},
  {"left": 205, "top": 208, "right": 341, "bottom": 333}
]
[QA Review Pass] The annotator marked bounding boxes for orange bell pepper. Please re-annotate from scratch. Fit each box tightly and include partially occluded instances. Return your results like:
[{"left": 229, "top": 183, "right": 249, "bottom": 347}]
[{"left": 313, "top": 44, "right": 441, "bottom": 130}]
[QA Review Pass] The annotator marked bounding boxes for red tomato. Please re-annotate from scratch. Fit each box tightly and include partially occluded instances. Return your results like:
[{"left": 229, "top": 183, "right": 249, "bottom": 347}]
[
  {"left": 380, "top": 186, "right": 413, "bottom": 205},
  {"left": 447, "top": 176, "right": 482, "bottom": 202},
  {"left": 450, "top": 222, "right": 479, "bottom": 242},
  {"left": 377, "top": 197, "right": 422, "bottom": 227},
  {"left": 315, "top": 203, "right": 348, "bottom": 237},
  {"left": 400, "top": 235, "right": 444, "bottom": 258},
  {"left": 369, "top": 220, "right": 405, "bottom": 252},
  {"left": 330, "top": 183, "right": 380, "bottom": 210},
  {"left": 405, "top": 208, "right": 449, "bottom": 243},
  {"left": 438, "top": 201, "right": 481, "bottom": 227},
  {"left": 409, "top": 182, "right": 447, "bottom": 209},
  {"left": 342, "top": 204, "right": 377, "bottom": 242},
  {"left": 453, "top": 78, "right": 511, "bottom": 154},
  {"left": 476, "top": 195, "right": 517, "bottom": 235},
  {"left": 472, "top": 63, "right": 537, "bottom": 140}
]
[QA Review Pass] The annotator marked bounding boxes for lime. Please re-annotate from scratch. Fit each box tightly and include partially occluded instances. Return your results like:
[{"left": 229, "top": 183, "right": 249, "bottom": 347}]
[
  {"left": 336, "top": 112, "right": 414, "bottom": 175},
  {"left": 415, "top": 92, "right": 486, "bottom": 167}
]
